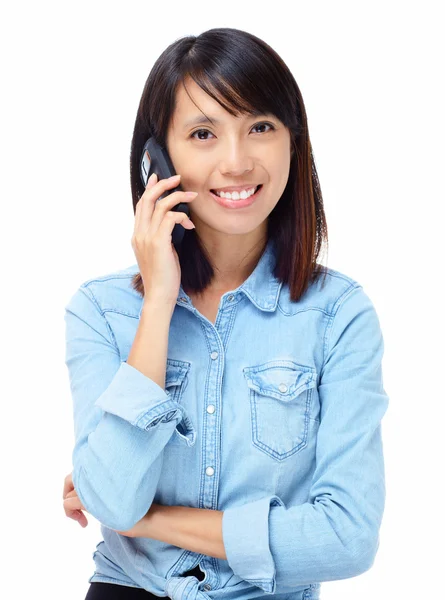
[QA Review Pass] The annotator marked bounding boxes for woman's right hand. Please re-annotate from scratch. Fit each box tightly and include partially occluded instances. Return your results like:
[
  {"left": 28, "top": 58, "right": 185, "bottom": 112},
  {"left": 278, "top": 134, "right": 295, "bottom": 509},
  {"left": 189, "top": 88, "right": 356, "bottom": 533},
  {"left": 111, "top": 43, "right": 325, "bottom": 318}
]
[{"left": 131, "top": 173, "right": 197, "bottom": 307}]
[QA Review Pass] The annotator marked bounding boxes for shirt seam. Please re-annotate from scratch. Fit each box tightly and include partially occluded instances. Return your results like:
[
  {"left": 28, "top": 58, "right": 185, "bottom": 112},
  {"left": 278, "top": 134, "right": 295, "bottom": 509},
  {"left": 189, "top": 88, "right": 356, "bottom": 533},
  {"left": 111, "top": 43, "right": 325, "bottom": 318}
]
[
  {"left": 80, "top": 284, "right": 120, "bottom": 353},
  {"left": 81, "top": 271, "right": 138, "bottom": 286},
  {"left": 321, "top": 282, "right": 362, "bottom": 372}
]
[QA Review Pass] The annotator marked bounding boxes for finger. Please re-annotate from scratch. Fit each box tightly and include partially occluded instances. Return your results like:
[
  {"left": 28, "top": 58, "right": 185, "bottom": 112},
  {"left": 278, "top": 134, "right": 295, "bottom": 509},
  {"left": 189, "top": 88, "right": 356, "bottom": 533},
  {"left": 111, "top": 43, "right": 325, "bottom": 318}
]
[
  {"left": 149, "top": 192, "right": 196, "bottom": 234},
  {"left": 75, "top": 511, "right": 89, "bottom": 528},
  {"left": 154, "top": 210, "right": 196, "bottom": 242},
  {"left": 63, "top": 472, "right": 73, "bottom": 499},
  {"left": 65, "top": 506, "right": 89, "bottom": 527},
  {"left": 64, "top": 495, "right": 88, "bottom": 513},
  {"left": 63, "top": 493, "right": 88, "bottom": 521},
  {"left": 63, "top": 495, "right": 82, "bottom": 510},
  {"left": 145, "top": 172, "right": 158, "bottom": 189},
  {"left": 65, "top": 488, "right": 85, "bottom": 506},
  {"left": 71, "top": 510, "right": 88, "bottom": 528},
  {"left": 63, "top": 498, "right": 86, "bottom": 522},
  {"left": 134, "top": 173, "right": 158, "bottom": 233},
  {"left": 136, "top": 174, "right": 182, "bottom": 236}
]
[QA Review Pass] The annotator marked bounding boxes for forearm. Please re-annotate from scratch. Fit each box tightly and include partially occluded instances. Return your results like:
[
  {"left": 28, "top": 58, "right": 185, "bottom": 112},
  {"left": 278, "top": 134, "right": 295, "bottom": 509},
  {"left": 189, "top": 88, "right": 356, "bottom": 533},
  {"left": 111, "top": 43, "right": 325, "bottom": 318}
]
[
  {"left": 145, "top": 504, "right": 227, "bottom": 560},
  {"left": 127, "top": 300, "right": 174, "bottom": 388}
]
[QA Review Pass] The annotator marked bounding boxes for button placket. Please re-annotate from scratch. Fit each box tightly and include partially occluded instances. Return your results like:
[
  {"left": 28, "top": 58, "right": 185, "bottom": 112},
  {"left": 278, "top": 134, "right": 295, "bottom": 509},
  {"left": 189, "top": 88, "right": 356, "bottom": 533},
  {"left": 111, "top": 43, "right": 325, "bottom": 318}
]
[
  {"left": 202, "top": 339, "right": 224, "bottom": 511},
  {"left": 205, "top": 350, "right": 219, "bottom": 480}
]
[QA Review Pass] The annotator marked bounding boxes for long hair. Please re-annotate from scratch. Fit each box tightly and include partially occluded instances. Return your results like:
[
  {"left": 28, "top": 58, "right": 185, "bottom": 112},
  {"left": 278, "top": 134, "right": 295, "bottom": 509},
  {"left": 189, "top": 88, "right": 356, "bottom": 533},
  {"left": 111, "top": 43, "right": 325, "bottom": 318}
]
[{"left": 129, "top": 27, "right": 328, "bottom": 302}]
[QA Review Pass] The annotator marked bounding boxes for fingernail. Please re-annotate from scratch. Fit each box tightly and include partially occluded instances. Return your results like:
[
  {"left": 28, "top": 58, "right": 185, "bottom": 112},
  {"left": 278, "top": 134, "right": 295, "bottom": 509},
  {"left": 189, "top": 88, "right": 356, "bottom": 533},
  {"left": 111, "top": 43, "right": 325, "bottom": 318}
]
[
  {"left": 185, "top": 191, "right": 198, "bottom": 198},
  {"left": 170, "top": 174, "right": 181, "bottom": 180},
  {"left": 147, "top": 173, "right": 157, "bottom": 185}
]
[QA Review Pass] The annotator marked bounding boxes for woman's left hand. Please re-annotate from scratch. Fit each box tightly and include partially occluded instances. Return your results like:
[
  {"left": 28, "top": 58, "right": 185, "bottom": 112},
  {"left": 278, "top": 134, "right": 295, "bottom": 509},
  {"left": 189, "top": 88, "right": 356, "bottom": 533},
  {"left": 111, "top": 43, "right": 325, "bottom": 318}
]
[
  {"left": 63, "top": 472, "right": 89, "bottom": 527},
  {"left": 63, "top": 476, "right": 156, "bottom": 538}
]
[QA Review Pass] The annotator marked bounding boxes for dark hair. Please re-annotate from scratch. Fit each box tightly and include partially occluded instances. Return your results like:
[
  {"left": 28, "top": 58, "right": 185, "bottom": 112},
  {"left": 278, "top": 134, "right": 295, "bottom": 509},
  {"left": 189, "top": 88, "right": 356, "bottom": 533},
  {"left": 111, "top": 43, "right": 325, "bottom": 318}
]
[{"left": 130, "top": 27, "right": 328, "bottom": 302}]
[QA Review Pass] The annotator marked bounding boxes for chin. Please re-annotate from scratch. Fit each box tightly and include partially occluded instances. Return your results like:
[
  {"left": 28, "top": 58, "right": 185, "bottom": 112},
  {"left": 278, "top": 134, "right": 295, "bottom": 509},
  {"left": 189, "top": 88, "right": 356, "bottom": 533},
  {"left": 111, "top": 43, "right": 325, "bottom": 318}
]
[{"left": 204, "top": 219, "right": 264, "bottom": 236}]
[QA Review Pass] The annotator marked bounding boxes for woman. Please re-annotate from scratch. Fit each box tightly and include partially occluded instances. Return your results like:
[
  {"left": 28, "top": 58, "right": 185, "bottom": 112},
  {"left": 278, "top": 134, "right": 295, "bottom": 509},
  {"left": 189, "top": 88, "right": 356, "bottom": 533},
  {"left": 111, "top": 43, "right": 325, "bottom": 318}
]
[{"left": 62, "top": 27, "right": 389, "bottom": 600}]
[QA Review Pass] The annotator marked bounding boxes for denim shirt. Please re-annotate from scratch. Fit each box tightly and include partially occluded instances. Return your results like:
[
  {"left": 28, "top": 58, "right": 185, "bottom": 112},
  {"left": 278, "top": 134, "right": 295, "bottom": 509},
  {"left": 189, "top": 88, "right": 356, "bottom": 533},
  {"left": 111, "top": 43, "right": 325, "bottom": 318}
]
[{"left": 64, "top": 238, "right": 389, "bottom": 600}]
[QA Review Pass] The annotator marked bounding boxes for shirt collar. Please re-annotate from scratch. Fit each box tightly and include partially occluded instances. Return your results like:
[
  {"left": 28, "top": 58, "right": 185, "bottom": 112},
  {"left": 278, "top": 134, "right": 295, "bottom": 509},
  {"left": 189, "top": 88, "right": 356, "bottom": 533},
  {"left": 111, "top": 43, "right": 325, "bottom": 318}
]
[{"left": 236, "top": 237, "right": 283, "bottom": 311}]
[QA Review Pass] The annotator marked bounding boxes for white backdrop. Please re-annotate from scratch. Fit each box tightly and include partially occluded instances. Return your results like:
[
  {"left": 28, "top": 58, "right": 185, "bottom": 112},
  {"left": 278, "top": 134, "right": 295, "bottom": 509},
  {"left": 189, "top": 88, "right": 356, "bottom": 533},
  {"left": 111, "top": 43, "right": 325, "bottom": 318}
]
[{"left": 1, "top": 1, "right": 443, "bottom": 598}]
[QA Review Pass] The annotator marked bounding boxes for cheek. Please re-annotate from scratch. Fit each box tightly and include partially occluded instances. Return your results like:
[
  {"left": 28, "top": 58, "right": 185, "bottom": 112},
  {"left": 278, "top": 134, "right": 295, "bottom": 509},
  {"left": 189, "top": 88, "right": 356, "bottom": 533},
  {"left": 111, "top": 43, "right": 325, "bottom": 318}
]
[
  {"left": 187, "top": 194, "right": 206, "bottom": 218},
  {"left": 275, "top": 160, "right": 292, "bottom": 192},
  {"left": 180, "top": 176, "right": 208, "bottom": 194}
]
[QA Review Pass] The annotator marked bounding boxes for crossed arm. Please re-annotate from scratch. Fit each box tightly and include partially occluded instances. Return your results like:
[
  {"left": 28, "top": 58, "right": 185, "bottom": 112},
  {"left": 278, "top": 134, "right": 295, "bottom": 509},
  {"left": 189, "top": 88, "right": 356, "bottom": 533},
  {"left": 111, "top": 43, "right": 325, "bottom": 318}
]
[
  {"left": 131, "top": 502, "right": 226, "bottom": 560},
  {"left": 63, "top": 477, "right": 226, "bottom": 560}
]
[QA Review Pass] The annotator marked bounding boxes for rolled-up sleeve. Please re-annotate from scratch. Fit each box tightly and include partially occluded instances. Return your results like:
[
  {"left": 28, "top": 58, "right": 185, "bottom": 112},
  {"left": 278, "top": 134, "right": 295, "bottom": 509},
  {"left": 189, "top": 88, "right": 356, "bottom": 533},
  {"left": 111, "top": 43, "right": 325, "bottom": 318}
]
[
  {"left": 64, "top": 285, "right": 196, "bottom": 532},
  {"left": 222, "top": 283, "right": 389, "bottom": 592},
  {"left": 222, "top": 495, "right": 285, "bottom": 593}
]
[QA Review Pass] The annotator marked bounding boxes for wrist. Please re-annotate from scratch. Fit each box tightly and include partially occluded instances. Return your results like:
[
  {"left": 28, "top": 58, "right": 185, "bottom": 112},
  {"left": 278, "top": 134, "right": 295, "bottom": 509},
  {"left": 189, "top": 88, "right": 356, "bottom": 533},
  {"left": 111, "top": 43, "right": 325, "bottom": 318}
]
[{"left": 141, "top": 299, "right": 175, "bottom": 320}]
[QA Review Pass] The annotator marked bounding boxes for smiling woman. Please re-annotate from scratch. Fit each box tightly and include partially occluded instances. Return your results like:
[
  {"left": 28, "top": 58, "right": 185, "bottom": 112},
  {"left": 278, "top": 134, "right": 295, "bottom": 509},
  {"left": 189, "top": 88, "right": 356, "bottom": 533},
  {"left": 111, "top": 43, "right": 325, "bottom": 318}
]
[
  {"left": 64, "top": 25, "right": 388, "bottom": 600},
  {"left": 129, "top": 27, "right": 328, "bottom": 302}
]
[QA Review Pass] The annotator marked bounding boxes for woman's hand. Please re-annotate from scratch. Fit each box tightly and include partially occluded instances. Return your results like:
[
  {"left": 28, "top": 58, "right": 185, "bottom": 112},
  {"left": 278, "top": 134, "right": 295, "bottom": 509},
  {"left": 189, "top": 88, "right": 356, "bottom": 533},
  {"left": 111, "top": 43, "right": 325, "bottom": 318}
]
[
  {"left": 63, "top": 471, "right": 159, "bottom": 538},
  {"left": 63, "top": 472, "right": 89, "bottom": 528},
  {"left": 132, "top": 172, "right": 197, "bottom": 307}
]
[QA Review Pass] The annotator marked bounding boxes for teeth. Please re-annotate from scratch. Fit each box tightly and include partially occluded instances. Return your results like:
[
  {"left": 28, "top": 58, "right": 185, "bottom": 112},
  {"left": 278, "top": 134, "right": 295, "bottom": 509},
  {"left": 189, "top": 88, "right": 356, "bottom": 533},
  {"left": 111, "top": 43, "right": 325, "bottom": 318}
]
[{"left": 215, "top": 186, "right": 257, "bottom": 200}]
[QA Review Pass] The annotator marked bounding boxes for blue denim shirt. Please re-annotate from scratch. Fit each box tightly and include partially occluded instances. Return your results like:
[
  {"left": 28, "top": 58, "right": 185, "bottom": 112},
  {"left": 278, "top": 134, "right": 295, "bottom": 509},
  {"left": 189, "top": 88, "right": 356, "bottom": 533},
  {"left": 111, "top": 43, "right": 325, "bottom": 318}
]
[{"left": 64, "top": 238, "right": 389, "bottom": 600}]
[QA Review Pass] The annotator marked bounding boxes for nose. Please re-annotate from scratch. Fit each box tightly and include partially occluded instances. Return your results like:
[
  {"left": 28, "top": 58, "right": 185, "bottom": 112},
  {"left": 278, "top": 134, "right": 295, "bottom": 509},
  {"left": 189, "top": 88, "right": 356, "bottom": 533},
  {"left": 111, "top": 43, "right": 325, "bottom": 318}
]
[{"left": 218, "top": 140, "right": 254, "bottom": 176}]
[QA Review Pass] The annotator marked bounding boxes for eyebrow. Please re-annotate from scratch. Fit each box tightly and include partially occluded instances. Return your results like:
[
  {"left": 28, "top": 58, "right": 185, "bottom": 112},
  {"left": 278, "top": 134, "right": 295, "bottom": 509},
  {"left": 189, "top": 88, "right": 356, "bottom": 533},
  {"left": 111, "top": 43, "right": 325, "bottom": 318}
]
[{"left": 182, "top": 111, "right": 272, "bottom": 130}]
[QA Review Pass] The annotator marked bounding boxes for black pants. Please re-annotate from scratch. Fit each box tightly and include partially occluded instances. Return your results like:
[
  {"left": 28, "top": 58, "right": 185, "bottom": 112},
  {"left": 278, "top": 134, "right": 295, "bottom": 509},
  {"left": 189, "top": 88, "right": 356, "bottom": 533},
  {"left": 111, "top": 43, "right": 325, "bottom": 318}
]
[{"left": 84, "top": 565, "right": 204, "bottom": 599}]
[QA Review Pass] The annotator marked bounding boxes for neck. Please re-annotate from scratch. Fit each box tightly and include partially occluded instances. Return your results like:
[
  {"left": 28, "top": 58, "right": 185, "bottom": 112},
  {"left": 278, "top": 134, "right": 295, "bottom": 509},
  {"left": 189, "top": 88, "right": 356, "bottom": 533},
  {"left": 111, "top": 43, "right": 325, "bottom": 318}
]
[{"left": 197, "top": 234, "right": 268, "bottom": 294}]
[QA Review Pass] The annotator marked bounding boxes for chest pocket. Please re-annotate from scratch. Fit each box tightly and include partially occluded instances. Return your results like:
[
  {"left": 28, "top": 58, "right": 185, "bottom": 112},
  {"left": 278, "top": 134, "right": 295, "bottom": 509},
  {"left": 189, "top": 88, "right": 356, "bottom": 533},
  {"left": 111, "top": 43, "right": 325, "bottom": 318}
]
[{"left": 243, "top": 360, "right": 317, "bottom": 461}]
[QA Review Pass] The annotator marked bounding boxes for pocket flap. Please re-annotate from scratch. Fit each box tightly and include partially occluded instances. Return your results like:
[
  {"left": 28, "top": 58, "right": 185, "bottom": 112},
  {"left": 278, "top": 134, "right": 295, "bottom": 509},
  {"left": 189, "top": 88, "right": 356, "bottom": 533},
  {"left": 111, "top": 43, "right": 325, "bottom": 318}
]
[
  {"left": 165, "top": 359, "right": 190, "bottom": 387},
  {"left": 243, "top": 360, "right": 317, "bottom": 401}
]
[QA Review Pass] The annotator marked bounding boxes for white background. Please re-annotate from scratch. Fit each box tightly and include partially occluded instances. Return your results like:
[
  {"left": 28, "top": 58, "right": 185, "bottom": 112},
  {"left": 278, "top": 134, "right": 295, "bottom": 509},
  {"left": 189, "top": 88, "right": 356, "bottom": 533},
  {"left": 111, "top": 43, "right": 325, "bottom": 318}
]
[{"left": 1, "top": 1, "right": 443, "bottom": 598}]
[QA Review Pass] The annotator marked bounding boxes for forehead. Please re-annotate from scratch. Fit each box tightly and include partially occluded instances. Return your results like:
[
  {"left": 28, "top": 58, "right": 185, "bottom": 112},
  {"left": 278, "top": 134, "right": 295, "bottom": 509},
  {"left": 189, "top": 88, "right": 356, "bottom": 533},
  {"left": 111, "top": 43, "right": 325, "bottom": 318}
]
[{"left": 171, "top": 78, "right": 248, "bottom": 126}]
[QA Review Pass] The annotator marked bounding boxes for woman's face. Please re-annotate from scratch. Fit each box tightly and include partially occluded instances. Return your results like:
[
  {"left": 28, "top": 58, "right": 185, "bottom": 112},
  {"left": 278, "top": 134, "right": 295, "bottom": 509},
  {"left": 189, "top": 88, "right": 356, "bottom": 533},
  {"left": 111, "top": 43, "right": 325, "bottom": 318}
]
[{"left": 165, "top": 78, "right": 293, "bottom": 239}]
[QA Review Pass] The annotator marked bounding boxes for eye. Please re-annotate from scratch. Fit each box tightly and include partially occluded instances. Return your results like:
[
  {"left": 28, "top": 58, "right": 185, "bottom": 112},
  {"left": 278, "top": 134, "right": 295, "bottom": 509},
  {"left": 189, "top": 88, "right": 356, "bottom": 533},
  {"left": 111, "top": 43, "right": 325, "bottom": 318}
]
[{"left": 190, "top": 121, "right": 275, "bottom": 141}]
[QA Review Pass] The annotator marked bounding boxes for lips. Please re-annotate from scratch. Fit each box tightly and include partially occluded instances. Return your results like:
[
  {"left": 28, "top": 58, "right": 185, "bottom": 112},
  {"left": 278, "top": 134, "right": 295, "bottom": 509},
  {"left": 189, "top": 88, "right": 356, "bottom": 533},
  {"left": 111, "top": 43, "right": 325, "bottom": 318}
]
[{"left": 209, "top": 184, "right": 263, "bottom": 209}]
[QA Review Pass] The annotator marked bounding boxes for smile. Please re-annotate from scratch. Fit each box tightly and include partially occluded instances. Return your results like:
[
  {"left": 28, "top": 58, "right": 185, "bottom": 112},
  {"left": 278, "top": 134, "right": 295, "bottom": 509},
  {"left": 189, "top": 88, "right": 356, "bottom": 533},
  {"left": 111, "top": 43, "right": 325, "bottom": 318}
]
[{"left": 209, "top": 185, "right": 263, "bottom": 209}]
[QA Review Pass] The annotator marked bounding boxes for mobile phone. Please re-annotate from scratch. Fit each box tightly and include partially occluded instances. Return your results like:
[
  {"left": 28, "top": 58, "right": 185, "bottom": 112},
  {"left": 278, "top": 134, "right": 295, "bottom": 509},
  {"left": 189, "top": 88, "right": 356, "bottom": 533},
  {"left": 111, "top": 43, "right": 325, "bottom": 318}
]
[{"left": 140, "top": 137, "right": 190, "bottom": 248}]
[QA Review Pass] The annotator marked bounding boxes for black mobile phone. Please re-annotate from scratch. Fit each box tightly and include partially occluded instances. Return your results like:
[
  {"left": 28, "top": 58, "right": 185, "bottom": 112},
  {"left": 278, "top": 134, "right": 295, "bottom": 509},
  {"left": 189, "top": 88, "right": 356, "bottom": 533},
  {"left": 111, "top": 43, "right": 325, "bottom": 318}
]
[{"left": 140, "top": 137, "right": 190, "bottom": 248}]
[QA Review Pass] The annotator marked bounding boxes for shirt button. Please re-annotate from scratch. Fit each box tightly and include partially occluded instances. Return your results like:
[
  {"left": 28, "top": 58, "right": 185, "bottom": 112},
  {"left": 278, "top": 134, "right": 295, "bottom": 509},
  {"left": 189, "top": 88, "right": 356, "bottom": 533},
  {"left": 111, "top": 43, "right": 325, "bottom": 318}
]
[
  {"left": 210, "top": 351, "right": 218, "bottom": 360},
  {"left": 279, "top": 383, "right": 288, "bottom": 393},
  {"left": 205, "top": 466, "right": 215, "bottom": 476},
  {"left": 203, "top": 584, "right": 212, "bottom": 591},
  {"left": 206, "top": 404, "right": 215, "bottom": 414},
  {"left": 179, "top": 297, "right": 188, "bottom": 302},
  {"left": 227, "top": 294, "right": 234, "bottom": 301}
]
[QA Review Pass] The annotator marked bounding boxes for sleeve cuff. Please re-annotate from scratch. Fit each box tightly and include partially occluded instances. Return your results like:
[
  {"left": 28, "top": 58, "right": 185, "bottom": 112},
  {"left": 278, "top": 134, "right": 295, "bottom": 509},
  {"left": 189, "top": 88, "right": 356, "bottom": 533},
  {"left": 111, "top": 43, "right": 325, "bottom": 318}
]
[
  {"left": 222, "top": 495, "right": 285, "bottom": 594},
  {"left": 94, "top": 361, "right": 196, "bottom": 445}
]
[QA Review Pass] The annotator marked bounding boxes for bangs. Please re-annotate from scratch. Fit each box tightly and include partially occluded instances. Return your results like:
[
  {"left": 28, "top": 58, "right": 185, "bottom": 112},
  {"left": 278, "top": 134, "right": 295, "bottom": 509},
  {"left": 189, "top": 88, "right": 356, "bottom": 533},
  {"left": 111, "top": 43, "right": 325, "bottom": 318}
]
[{"left": 186, "top": 75, "right": 267, "bottom": 120}]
